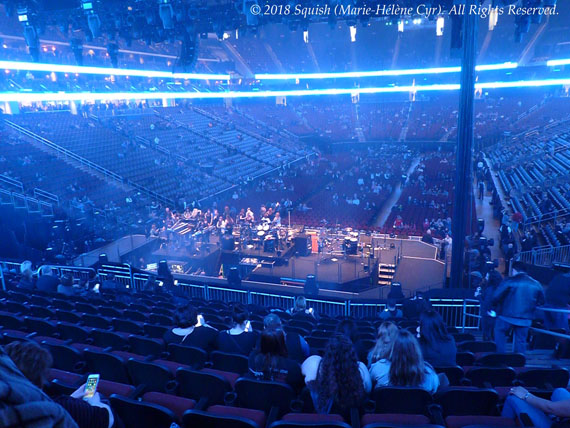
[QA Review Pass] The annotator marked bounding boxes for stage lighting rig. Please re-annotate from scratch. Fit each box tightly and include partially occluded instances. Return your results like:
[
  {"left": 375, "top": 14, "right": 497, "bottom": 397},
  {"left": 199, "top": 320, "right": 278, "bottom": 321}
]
[
  {"left": 18, "top": 7, "right": 41, "bottom": 62},
  {"left": 81, "top": 0, "right": 101, "bottom": 39},
  {"left": 158, "top": 0, "right": 174, "bottom": 30}
]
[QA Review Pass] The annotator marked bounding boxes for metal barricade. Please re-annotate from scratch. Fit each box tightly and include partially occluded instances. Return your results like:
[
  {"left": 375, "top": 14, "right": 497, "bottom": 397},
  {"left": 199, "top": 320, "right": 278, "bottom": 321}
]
[
  {"left": 250, "top": 291, "right": 295, "bottom": 310},
  {"left": 207, "top": 286, "right": 248, "bottom": 304}
]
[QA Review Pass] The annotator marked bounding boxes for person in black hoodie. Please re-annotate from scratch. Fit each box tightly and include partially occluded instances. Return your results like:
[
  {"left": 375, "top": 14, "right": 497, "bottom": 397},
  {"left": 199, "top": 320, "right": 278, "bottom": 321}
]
[
  {"left": 476, "top": 269, "right": 503, "bottom": 341},
  {"left": 417, "top": 310, "right": 456, "bottom": 367}
]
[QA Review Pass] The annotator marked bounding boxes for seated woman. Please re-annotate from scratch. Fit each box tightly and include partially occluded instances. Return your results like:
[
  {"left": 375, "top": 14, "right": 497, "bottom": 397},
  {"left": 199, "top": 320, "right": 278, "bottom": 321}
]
[
  {"left": 302, "top": 336, "right": 372, "bottom": 418},
  {"left": 248, "top": 329, "right": 303, "bottom": 391},
  {"left": 370, "top": 329, "right": 439, "bottom": 394},
  {"left": 216, "top": 304, "right": 257, "bottom": 355},
  {"left": 4, "top": 341, "right": 117, "bottom": 428},
  {"left": 367, "top": 322, "right": 398, "bottom": 367},
  {"left": 417, "top": 310, "right": 456, "bottom": 367},
  {"left": 163, "top": 303, "right": 218, "bottom": 353},
  {"left": 502, "top": 386, "right": 570, "bottom": 428}
]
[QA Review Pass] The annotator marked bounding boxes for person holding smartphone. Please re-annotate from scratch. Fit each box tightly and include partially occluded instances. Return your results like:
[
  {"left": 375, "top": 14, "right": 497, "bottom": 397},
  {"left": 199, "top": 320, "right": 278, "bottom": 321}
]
[{"left": 4, "top": 341, "right": 117, "bottom": 428}]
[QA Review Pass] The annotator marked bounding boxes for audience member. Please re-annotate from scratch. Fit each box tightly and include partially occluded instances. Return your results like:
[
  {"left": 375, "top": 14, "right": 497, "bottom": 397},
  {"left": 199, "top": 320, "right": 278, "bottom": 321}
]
[
  {"left": 263, "top": 313, "right": 309, "bottom": 363},
  {"left": 36, "top": 266, "right": 60, "bottom": 293},
  {"left": 476, "top": 269, "right": 502, "bottom": 341},
  {"left": 0, "top": 345, "right": 78, "bottom": 427},
  {"left": 163, "top": 304, "right": 218, "bottom": 352},
  {"left": 302, "top": 337, "right": 371, "bottom": 418},
  {"left": 502, "top": 386, "right": 570, "bottom": 428},
  {"left": 216, "top": 304, "right": 257, "bottom": 355},
  {"left": 367, "top": 322, "right": 398, "bottom": 366},
  {"left": 418, "top": 310, "right": 456, "bottom": 367},
  {"left": 17, "top": 260, "right": 35, "bottom": 290},
  {"left": 492, "top": 273, "right": 545, "bottom": 354},
  {"left": 379, "top": 299, "right": 403, "bottom": 320},
  {"left": 248, "top": 329, "right": 303, "bottom": 391},
  {"left": 290, "top": 296, "right": 316, "bottom": 321},
  {"left": 369, "top": 329, "right": 439, "bottom": 394},
  {"left": 57, "top": 275, "right": 76, "bottom": 297},
  {"left": 4, "top": 341, "right": 116, "bottom": 428}
]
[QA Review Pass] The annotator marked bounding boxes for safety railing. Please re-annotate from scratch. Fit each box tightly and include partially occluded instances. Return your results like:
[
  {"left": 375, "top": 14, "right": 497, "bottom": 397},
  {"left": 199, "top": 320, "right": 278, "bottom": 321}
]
[
  {"left": 517, "top": 244, "right": 570, "bottom": 267},
  {"left": 461, "top": 302, "right": 570, "bottom": 341},
  {"left": 461, "top": 298, "right": 482, "bottom": 332},
  {"left": 2, "top": 259, "right": 488, "bottom": 325}
]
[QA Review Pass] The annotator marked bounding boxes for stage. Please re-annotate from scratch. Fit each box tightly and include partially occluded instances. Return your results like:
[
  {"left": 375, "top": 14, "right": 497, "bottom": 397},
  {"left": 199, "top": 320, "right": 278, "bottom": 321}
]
[{"left": 77, "top": 230, "right": 445, "bottom": 299}]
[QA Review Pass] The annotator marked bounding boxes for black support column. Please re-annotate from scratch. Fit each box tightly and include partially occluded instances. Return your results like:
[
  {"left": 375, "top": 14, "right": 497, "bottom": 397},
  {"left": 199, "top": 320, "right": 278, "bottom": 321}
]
[{"left": 450, "top": 0, "right": 477, "bottom": 288}]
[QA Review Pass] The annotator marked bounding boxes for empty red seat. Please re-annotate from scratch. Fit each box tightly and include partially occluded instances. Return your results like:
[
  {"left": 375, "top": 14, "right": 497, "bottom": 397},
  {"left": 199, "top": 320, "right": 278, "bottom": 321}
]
[
  {"left": 143, "top": 391, "right": 196, "bottom": 420},
  {"left": 362, "top": 414, "right": 430, "bottom": 427},
  {"left": 445, "top": 416, "right": 516, "bottom": 428}
]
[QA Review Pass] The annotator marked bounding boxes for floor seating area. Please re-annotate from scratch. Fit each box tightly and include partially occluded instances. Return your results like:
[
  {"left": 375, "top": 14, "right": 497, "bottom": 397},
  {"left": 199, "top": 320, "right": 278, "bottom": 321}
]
[{"left": 384, "top": 152, "right": 455, "bottom": 234}]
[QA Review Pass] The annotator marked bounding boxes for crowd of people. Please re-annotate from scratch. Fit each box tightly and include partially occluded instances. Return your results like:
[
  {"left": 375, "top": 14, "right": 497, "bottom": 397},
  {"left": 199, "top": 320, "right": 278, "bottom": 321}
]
[{"left": 3, "top": 264, "right": 570, "bottom": 427}]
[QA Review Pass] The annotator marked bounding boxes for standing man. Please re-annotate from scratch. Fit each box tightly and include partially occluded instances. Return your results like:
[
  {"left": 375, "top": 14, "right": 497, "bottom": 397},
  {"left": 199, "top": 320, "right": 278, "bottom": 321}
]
[{"left": 492, "top": 273, "right": 544, "bottom": 354}]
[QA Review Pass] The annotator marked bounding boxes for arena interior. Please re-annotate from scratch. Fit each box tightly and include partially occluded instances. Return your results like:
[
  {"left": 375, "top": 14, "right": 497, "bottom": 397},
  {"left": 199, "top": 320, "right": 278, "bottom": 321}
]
[{"left": 1, "top": 0, "right": 570, "bottom": 426}]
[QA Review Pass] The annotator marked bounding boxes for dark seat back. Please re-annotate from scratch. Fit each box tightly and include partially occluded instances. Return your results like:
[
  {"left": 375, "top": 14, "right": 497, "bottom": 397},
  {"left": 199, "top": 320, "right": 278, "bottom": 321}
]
[
  {"left": 235, "top": 378, "right": 296, "bottom": 415},
  {"left": 176, "top": 368, "right": 231, "bottom": 404},
  {"left": 435, "top": 387, "right": 499, "bottom": 417},
  {"left": 211, "top": 351, "right": 249, "bottom": 375},
  {"left": 476, "top": 353, "right": 526, "bottom": 368},
  {"left": 466, "top": 367, "right": 516, "bottom": 388},
  {"left": 84, "top": 350, "right": 130, "bottom": 384},
  {"left": 372, "top": 387, "right": 433, "bottom": 415},
  {"left": 167, "top": 344, "right": 207, "bottom": 369},
  {"left": 110, "top": 394, "right": 176, "bottom": 428}
]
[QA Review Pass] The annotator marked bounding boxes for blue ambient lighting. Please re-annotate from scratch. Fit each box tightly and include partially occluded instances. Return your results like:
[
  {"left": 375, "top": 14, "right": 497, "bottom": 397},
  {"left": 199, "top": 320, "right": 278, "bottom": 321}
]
[
  {"left": 0, "top": 78, "right": 569, "bottom": 103},
  {"left": 0, "top": 60, "right": 230, "bottom": 81},
  {"left": 254, "top": 62, "right": 518, "bottom": 80},
  {"left": 547, "top": 59, "right": 570, "bottom": 67}
]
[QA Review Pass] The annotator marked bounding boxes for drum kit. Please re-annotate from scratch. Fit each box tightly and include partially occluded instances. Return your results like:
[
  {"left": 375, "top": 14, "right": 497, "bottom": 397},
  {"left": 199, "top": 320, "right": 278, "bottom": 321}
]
[{"left": 342, "top": 230, "right": 359, "bottom": 255}]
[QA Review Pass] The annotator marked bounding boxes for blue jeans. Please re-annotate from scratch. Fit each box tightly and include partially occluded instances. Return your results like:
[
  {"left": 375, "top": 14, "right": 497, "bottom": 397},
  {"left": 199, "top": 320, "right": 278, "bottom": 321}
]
[
  {"left": 495, "top": 317, "right": 529, "bottom": 354},
  {"left": 502, "top": 388, "right": 570, "bottom": 428}
]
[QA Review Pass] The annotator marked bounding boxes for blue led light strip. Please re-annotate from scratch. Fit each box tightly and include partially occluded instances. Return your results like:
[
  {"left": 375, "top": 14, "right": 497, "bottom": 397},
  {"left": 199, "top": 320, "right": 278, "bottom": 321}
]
[
  {"left": 0, "top": 60, "right": 231, "bottom": 80},
  {"left": 0, "top": 78, "right": 568, "bottom": 103},
  {"left": 254, "top": 62, "right": 519, "bottom": 80}
]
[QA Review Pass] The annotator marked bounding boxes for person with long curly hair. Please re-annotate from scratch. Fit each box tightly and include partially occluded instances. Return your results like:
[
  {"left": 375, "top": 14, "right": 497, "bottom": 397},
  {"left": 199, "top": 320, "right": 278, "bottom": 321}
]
[{"left": 302, "top": 336, "right": 371, "bottom": 417}]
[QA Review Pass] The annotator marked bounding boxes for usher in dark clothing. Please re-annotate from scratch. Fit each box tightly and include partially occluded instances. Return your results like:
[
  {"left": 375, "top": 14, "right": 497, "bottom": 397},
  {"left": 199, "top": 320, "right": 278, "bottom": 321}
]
[
  {"left": 216, "top": 331, "right": 258, "bottom": 355},
  {"left": 163, "top": 326, "right": 218, "bottom": 353}
]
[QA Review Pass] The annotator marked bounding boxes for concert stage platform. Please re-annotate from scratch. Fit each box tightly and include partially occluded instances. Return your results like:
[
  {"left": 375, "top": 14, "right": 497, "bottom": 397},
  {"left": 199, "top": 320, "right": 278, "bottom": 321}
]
[{"left": 79, "top": 232, "right": 445, "bottom": 300}]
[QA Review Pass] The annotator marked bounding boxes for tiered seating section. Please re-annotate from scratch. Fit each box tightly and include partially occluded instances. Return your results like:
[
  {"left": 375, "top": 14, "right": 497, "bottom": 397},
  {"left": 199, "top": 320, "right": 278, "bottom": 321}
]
[
  {"left": 487, "top": 120, "right": 570, "bottom": 247},
  {"left": 0, "top": 267, "right": 567, "bottom": 428},
  {"left": 384, "top": 152, "right": 455, "bottom": 235}
]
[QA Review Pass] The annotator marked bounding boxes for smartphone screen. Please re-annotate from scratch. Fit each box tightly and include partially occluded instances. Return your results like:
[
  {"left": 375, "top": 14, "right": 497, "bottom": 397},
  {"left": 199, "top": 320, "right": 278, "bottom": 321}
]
[{"left": 84, "top": 374, "right": 100, "bottom": 400}]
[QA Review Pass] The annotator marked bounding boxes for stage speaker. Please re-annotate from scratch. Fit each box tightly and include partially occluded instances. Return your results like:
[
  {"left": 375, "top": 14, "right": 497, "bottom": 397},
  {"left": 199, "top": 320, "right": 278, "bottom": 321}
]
[
  {"left": 221, "top": 234, "right": 235, "bottom": 251},
  {"left": 227, "top": 266, "right": 241, "bottom": 287},
  {"left": 304, "top": 274, "right": 319, "bottom": 296},
  {"left": 99, "top": 253, "right": 108, "bottom": 264},
  {"left": 387, "top": 282, "right": 404, "bottom": 300},
  {"left": 294, "top": 235, "right": 310, "bottom": 257}
]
